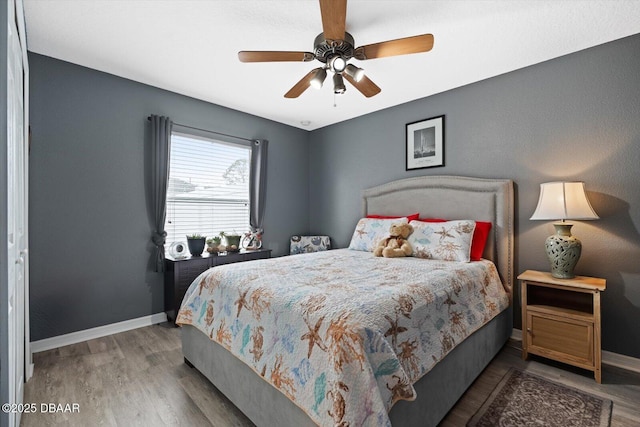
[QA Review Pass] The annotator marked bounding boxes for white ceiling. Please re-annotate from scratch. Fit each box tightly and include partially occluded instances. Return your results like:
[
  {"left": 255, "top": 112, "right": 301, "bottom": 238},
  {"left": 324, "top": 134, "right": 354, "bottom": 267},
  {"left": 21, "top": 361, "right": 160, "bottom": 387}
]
[{"left": 23, "top": 1, "right": 640, "bottom": 131}]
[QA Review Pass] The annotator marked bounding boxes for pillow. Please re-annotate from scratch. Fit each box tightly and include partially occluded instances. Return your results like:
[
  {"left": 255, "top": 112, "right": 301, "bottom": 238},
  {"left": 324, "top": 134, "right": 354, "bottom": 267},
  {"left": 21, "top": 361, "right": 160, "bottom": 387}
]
[
  {"left": 348, "top": 217, "right": 408, "bottom": 252},
  {"left": 367, "top": 213, "right": 419, "bottom": 222},
  {"left": 408, "top": 220, "right": 476, "bottom": 262},
  {"left": 469, "top": 221, "right": 491, "bottom": 261},
  {"left": 416, "top": 218, "right": 491, "bottom": 261}
]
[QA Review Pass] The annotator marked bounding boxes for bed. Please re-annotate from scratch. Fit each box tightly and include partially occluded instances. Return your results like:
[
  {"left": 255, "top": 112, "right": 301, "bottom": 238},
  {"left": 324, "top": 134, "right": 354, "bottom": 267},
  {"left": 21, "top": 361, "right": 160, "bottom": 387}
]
[{"left": 178, "top": 175, "right": 514, "bottom": 427}]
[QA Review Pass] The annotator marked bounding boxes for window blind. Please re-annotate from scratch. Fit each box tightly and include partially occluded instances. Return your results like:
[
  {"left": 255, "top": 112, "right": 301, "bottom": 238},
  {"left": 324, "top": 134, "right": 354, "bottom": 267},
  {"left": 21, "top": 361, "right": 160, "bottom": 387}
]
[{"left": 165, "top": 132, "right": 251, "bottom": 248}]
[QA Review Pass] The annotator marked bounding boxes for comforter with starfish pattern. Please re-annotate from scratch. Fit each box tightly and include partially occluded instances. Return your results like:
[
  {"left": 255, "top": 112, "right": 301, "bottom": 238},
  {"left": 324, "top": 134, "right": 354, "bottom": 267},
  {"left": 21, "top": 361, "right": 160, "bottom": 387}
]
[{"left": 176, "top": 249, "right": 509, "bottom": 427}]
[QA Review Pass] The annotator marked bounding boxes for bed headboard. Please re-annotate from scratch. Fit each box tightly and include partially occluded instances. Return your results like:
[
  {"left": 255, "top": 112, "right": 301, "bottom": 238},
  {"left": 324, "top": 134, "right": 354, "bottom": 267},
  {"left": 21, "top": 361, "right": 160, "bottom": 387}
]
[{"left": 362, "top": 176, "right": 514, "bottom": 297}]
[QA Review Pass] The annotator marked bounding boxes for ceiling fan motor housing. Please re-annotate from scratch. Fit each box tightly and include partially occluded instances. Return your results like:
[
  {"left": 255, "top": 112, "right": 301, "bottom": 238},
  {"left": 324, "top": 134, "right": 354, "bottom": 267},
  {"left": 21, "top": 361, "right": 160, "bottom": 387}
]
[{"left": 313, "top": 32, "right": 355, "bottom": 65}]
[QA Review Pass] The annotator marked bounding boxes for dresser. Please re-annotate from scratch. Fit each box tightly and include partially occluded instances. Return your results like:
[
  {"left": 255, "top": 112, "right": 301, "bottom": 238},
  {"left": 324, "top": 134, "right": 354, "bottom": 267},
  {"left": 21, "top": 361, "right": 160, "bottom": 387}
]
[{"left": 164, "top": 249, "right": 271, "bottom": 322}]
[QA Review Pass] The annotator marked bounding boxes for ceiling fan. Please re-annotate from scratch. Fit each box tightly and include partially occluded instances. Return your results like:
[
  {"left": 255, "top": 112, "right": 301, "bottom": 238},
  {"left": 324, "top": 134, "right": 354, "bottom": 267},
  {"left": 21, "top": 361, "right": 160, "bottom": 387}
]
[{"left": 238, "top": 0, "right": 434, "bottom": 99}]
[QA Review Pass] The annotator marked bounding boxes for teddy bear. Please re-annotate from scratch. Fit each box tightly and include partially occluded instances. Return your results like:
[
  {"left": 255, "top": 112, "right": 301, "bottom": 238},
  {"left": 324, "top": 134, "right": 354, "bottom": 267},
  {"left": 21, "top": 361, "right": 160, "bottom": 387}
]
[{"left": 373, "top": 222, "right": 414, "bottom": 258}]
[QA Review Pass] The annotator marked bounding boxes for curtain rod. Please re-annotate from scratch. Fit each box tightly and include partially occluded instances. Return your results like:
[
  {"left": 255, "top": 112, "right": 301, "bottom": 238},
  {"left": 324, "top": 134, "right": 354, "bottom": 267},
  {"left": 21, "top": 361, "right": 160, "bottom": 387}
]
[{"left": 147, "top": 116, "right": 256, "bottom": 143}]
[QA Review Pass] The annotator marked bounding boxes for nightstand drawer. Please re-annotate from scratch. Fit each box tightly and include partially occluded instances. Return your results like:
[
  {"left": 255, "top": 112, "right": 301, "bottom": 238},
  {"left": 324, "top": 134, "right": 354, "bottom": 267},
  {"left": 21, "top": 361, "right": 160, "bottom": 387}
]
[{"left": 527, "top": 311, "right": 593, "bottom": 367}]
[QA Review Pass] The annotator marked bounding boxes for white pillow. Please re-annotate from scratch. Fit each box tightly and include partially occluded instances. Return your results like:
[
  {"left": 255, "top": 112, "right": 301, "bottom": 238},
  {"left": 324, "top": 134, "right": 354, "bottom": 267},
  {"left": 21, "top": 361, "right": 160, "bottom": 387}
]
[
  {"left": 408, "top": 220, "right": 476, "bottom": 262},
  {"left": 348, "top": 217, "right": 408, "bottom": 252}
]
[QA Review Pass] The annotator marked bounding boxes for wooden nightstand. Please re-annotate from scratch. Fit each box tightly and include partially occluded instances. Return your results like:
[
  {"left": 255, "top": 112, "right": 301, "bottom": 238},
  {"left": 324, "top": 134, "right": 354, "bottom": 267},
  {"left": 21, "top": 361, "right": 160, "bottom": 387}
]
[{"left": 518, "top": 270, "right": 606, "bottom": 383}]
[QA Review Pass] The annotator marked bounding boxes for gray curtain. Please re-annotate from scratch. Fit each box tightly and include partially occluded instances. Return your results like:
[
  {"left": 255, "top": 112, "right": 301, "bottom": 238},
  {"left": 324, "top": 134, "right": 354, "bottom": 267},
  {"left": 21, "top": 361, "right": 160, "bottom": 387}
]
[
  {"left": 249, "top": 139, "right": 268, "bottom": 233},
  {"left": 150, "top": 115, "right": 173, "bottom": 272}
]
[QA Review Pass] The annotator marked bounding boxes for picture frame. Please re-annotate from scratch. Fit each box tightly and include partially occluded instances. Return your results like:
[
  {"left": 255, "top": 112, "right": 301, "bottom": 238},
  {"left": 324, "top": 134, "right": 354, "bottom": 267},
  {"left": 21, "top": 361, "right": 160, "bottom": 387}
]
[{"left": 406, "top": 115, "right": 445, "bottom": 170}]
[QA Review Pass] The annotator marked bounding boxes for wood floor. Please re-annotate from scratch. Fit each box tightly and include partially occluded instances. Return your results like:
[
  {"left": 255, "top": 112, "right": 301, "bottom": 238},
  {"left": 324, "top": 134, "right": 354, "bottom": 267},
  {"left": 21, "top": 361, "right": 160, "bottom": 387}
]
[{"left": 22, "top": 323, "right": 640, "bottom": 427}]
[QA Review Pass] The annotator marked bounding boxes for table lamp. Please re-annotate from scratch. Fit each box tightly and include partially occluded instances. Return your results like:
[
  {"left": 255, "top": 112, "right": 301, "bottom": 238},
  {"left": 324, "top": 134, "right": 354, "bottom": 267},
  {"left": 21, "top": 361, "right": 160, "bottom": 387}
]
[{"left": 530, "top": 182, "right": 599, "bottom": 279}]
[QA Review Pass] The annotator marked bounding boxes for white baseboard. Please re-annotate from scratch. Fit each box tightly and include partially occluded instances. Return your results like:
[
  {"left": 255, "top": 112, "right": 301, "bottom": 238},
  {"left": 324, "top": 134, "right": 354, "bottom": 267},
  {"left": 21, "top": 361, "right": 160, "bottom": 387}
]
[
  {"left": 601, "top": 350, "right": 640, "bottom": 374},
  {"left": 511, "top": 328, "right": 640, "bottom": 374},
  {"left": 31, "top": 312, "right": 168, "bottom": 353}
]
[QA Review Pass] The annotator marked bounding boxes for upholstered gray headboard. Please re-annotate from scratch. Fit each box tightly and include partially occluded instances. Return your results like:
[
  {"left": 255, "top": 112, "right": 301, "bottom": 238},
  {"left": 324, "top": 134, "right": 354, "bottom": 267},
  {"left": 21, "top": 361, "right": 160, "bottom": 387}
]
[{"left": 362, "top": 176, "right": 514, "bottom": 296}]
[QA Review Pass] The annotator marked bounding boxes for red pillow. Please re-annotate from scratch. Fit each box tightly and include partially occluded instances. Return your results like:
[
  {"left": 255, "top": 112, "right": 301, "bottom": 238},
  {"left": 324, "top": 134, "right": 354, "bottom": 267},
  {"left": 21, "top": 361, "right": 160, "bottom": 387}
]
[
  {"left": 367, "top": 213, "right": 419, "bottom": 222},
  {"left": 415, "top": 218, "right": 492, "bottom": 261},
  {"left": 469, "top": 221, "right": 491, "bottom": 261}
]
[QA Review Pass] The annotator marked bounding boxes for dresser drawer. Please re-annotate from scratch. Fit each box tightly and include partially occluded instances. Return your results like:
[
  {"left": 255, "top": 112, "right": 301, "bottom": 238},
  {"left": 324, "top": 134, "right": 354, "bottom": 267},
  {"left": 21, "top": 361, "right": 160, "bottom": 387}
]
[{"left": 177, "top": 258, "right": 211, "bottom": 289}]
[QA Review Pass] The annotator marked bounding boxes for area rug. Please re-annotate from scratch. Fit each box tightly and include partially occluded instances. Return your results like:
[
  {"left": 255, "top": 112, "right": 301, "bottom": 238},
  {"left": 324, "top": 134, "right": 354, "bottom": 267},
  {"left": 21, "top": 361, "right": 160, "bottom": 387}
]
[{"left": 467, "top": 368, "right": 612, "bottom": 427}]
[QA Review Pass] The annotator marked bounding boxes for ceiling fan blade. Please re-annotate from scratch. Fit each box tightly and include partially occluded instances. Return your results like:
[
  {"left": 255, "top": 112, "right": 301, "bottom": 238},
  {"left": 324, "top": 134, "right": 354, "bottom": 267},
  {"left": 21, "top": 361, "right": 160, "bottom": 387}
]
[
  {"left": 319, "top": 0, "right": 347, "bottom": 41},
  {"left": 343, "top": 74, "right": 381, "bottom": 98},
  {"left": 238, "top": 51, "right": 314, "bottom": 63},
  {"left": 354, "top": 33, "right": 434, "bottom": 60},
  {"left": 284, "top": 68, "right": 322, "bottom": 98}
]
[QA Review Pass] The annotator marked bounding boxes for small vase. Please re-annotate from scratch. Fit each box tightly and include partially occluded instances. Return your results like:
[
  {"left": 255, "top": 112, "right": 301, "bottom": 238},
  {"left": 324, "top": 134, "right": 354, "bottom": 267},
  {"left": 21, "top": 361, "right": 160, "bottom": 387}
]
[
  {"left": 187, "top": 238, "right": 206, "bottom": 257},
  {"left": 225, "top": 235, "right": 241, "bottom": 252}
]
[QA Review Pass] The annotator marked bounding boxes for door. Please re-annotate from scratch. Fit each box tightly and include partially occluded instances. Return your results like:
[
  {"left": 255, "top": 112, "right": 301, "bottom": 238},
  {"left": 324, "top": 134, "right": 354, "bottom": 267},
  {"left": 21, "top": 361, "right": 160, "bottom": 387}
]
[{"left": 6, "top": 0, "right": 29, "bottom": 425}]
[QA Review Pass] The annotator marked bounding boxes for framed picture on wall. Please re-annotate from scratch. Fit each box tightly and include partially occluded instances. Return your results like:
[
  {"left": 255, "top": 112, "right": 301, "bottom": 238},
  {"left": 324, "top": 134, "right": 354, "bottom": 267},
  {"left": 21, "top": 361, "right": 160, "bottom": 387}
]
[{"left": 406, "top": 115, "right": 445, "bottom": 170}]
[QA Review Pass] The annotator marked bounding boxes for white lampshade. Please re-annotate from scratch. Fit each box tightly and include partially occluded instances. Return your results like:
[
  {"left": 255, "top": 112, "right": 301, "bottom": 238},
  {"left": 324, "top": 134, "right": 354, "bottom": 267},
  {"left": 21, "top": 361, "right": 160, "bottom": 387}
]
[{"left": 530, "top": 182, "right": 599, "bottom": 221}]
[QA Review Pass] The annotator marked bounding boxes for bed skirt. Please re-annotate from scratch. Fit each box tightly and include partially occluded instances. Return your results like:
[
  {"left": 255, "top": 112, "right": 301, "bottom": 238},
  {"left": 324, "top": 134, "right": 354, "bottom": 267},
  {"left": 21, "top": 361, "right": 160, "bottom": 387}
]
[{"left": 181, "top": 307, "right": 512, "bottom": 427}]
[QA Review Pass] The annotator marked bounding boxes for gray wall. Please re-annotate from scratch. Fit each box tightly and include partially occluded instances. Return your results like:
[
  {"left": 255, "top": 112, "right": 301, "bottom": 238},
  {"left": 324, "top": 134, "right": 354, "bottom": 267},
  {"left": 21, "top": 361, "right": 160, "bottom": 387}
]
[
  {"left": 29, "top": 53, "right": 309, "bottom": 341},
  {"left": 309, "top": 34, "right": 640, "bottom": 358},
  {"left": 1, "top": 1, "right": 10, "bottom": 423}
]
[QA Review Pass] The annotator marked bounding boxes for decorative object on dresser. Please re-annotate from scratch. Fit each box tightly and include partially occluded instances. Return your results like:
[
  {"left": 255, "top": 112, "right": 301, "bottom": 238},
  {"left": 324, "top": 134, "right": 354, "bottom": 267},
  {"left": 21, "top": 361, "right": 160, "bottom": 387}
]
[
  {"left": 530, "top": 181, "right": 599, "bottom": 278},
  {"left": 519, "top": 270, "right": 606, "bottom": 383},
  {"left": 206, "top": 236, "right": 222, "bottom": 255},
  {"left": 168, "top": 241, "right": 188, "bottom": 259},
  {"left": 406, "top": 114, "right": 444, "bottom": 170},
  {"left": 220, "top": 231, "right": 241, "bottom": 252},
  {"left": 186, "top": 234, "right": 206, "bottom": 257},
  {"left": 468, "top": 368, "right": 613, "bottom": 427},
  {"left": 164, "top": 248, "right": 271, "bottom": 322},
  {"left": 241, "top": 230, "right": 263, "bottom": 250}
]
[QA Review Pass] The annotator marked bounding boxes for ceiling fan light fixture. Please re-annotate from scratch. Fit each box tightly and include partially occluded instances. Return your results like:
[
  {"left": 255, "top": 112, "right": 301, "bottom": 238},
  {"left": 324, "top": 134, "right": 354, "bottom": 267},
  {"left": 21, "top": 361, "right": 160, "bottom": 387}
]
[
  {"left": 344, "top": 64, "right": 365, "bottom": 82},
  {"left": 329, "top": 55, "right": 347, "bottom": 73},
  {"left": 309, "top": 68, "right": 327, "bottom": 89},
  {"left": 333, "top": 73, "right": 346, "bottom": 94}
]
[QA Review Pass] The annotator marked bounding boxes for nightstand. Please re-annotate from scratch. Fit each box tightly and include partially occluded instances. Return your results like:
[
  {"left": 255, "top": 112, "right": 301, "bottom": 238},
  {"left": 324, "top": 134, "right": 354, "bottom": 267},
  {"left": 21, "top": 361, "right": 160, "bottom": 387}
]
[{"left": 518, "top": 270, "right": 606, "bottom": 383}]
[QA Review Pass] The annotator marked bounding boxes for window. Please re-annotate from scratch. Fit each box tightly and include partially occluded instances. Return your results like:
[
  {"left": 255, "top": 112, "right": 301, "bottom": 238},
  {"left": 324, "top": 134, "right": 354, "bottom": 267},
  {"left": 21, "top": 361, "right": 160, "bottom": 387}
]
[{"left": 165, "top": 132, "right": 251, "bottom": 248}]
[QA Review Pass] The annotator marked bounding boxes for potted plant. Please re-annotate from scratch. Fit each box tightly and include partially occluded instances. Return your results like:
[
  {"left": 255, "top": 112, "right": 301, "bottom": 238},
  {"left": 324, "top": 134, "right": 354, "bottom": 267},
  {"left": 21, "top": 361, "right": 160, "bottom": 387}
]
[
  {"left": 186, "top": 234, "right": 206, "bottom": 257},
  {"left": 206, "top": 236, "right": 222, "bottom": 255},
  {"left": 220, "top": 231, "right": 241, "bottom": 252}
]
